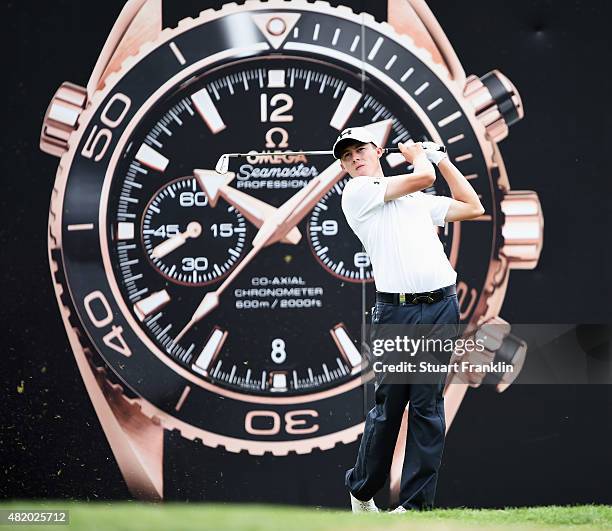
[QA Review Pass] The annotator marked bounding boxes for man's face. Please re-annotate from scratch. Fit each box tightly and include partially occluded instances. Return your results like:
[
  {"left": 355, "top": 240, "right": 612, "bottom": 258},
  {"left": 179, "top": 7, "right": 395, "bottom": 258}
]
[{"left": 339, "top": 142, "right": 384, "bottom": 177}]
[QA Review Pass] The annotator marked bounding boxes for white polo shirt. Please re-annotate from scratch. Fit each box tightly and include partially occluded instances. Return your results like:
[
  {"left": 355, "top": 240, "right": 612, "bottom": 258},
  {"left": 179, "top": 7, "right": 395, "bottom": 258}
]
[{"left": 341, "top": 176, "right": 456, "bottom": 293}]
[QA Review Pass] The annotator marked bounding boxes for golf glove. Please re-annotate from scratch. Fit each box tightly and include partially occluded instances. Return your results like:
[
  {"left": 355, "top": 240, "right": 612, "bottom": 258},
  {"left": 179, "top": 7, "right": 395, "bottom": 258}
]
[{"left": 420, "top": 141, "right": 448, "bottom": 166}]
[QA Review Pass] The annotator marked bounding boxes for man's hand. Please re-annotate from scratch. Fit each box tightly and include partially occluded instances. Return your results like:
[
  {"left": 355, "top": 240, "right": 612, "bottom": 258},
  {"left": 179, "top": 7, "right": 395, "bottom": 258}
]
[
  {"left": 397, "top": 140, "right": 428, "bottom": 164},
  {"left": 420, "top": 141, "right": 448, "bottom": 166},
  {"left": 384, "top": 141, "right": 435, "bottom": 202}
]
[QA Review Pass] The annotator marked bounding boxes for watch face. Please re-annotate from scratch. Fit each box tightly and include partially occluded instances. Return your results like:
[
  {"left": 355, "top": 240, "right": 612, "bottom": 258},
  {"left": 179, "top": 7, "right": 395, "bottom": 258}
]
[
  {"left": 56, "top": 1, "right": 494, "bottom": 451},
  {"left": 107, "top": 56, "right": 444, "bottom": 397}
]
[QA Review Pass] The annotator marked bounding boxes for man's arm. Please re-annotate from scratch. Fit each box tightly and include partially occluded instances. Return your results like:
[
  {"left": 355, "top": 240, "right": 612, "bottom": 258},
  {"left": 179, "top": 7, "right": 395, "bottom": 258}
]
[
  {"left": 384, "top": 143, "right": 436, "bottom": 202},
  {"left": 437, "top": 158, "right": 485, "bottom": 222}
]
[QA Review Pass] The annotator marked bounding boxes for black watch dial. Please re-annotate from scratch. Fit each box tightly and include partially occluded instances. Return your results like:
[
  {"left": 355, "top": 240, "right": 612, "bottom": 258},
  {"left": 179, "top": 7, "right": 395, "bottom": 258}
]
[{"left": 106, "top": 57, "right": 445, "bottom": 395}]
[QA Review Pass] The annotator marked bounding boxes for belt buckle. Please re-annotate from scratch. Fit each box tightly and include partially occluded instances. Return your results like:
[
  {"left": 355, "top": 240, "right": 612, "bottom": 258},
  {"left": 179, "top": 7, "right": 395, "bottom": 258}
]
[
  {"left": 415, "top": 292, "right": 436, "bottom": 304},
  {"left": 399, "top": 293, "right": 406, "bottom": 304}
]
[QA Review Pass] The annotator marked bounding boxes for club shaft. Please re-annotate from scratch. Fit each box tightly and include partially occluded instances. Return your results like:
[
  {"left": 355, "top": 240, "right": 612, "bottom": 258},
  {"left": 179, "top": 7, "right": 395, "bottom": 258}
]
[
  {"left": 225, "top": 150, "right": 332, "bottom": 157},
  {"left": 224, "top": 147, "right": 404, "bottom": 158}
]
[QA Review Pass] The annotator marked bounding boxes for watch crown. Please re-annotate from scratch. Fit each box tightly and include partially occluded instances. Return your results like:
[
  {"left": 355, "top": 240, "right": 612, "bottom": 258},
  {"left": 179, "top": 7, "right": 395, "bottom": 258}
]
[
  {"left": 40, "top": 82, "right": 87, "bottom": 157},
  {"left": 464, "top": 70, "right": 523, "bottom": 143},
  {"left": 500, "top": 191, "right": 544, "bottom": 270}
]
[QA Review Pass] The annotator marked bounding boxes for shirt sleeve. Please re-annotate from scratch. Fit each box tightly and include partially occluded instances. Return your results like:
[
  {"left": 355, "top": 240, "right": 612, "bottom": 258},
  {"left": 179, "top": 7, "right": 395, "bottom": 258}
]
[
  {"left": 418, "top": 191, "right": 452, "bottom": 227},
  {"left": 341, "top": 177, "right": 388, "bottom": 227}
]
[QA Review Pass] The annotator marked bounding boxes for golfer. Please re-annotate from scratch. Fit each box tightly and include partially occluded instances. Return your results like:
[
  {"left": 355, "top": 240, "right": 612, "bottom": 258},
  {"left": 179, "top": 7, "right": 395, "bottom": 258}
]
[{"left": 334, "top": 127, "right": 484, "bottom": 514}]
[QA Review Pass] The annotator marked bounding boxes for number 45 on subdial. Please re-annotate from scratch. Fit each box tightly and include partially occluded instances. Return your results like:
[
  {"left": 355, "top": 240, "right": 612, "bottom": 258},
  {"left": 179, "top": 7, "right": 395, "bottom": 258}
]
[{"left": 307, "top": 177, "right": 373, "bottom": 283}]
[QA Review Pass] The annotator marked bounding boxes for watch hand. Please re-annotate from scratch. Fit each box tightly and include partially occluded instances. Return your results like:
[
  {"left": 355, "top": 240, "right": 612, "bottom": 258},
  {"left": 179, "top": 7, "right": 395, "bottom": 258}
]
[
  {"left": 150, "top": 221, "right": 202, "bottom": 259},
  {"left": 174, "top": 237, "right": 264, "bottom": 343},
  {"left": 194, "top": 169, "right": 302, "bottom": 245},
  {"left": 251, "top": 176, "right": 322, "bottom": 247}
]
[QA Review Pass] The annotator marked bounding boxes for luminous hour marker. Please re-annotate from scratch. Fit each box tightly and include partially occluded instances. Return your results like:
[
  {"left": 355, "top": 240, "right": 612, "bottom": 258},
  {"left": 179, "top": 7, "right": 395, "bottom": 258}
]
[
  {"left": 447, "top": 133, "right": 465, "bottom": 144},
  {"left": 368, "top": 37, "right": 383, "bottom": 60},
  {"left": 385, "top": 152, "right": 406, "bottom": 168},
  {"left": 169, "top": 42, "right": 186, "bottom": 65},
  {"left": 67, "top": 223, "right": 94, "bottom": 231},
  {"left": 267, "top": 69, "right": 285, "bottom": 88},
  {"left": 135, "top": 143, "right": 169, "bottom": 172},
  {"left": 438, "top": 111, "right": 462, "bottom": 128},
  {"left": 332, "top": 28, "right": 341, "bottom": 46},
  {"left": 414, "top": 82, "right": 430, "bottom": 96},
  {"left": 385, "top": 55, "right": 397, "bottom": 70},
  {"left": 192, "top": 327, "right": 228, "bottom": 376},
  {"left": 329, "top": 87, "right": 361, "bottom": 130},
  {"left": 400, "top": 67, "right": 414, "bottom": 82},
  {"left": 330, "top": 324, "right": 362, "bottom": 374},
  {"left": 133, "top": 290, "right": 170, "bottom": 321},
  {"left": 117, "top": 222, "right": 134, "bottom": 240},
  {"left": 427, "top": 98, "right": 443, "bottom": 110},
  {"left": 175, "top": 385, "right": 191, "bottom": 411},
  {"left": 455, "top": 153, "right": 473, "bottom": 162},
  {"left": 191, "top": 87, "right": 226, "bottom": 134},
  {"left": 270, "top": 372, "right": 288, "bottom": 392}
]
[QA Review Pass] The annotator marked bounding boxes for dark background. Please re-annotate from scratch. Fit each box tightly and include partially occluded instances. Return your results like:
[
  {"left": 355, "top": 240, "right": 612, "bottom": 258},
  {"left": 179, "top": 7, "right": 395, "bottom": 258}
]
[{"left": 2, "top": 0, "right": 611, "bottom": 506}]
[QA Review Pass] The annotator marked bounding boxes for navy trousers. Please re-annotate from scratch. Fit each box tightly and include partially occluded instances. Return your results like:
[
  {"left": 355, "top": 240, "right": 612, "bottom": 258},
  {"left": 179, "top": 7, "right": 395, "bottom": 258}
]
[{"left": 345, "top": 286, "right": 460, "bottom": 510}]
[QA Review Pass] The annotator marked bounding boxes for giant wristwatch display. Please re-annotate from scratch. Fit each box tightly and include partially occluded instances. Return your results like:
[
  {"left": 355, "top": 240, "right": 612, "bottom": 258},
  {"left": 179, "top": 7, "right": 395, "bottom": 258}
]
[{"left": 41, "top": 0, "right": 543, "bottom": 506}]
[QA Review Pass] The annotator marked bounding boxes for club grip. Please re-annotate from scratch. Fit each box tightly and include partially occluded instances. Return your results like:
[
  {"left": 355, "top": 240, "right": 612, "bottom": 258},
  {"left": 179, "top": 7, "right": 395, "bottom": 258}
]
[{"left": 384, "top": 144, "right": 446, "bottom": 153}]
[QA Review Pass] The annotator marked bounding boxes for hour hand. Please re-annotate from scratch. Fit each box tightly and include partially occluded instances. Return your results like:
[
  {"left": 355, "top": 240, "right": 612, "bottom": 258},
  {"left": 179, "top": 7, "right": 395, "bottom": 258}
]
[
  {"left": 194, "top": 169, "right": 301, "bottom": 245},
  {"left": 150, "top": 221, "right": 201, "bottom": 259}
]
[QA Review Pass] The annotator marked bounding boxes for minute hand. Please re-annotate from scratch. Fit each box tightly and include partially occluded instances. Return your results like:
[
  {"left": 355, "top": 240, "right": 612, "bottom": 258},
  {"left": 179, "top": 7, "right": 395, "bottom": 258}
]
[
  {"left": 250, "top": 172, "right": 330, "bottom": 248},
  {"left": 256, "top": 159, "right": 346, "bottom": 247},
  {"left": 194, "top": 170, "right": 301, "bottom": 245}
]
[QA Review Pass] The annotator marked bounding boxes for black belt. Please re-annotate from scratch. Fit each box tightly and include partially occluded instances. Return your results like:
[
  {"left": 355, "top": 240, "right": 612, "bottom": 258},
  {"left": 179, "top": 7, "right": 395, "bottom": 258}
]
[{"left": 376, "top": 284, "right": 456, "bottom": 305}]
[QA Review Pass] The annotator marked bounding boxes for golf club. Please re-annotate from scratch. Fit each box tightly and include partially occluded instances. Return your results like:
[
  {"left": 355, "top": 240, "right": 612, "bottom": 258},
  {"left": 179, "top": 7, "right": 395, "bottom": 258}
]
[{"left": 214, "top": 144, "right": 446, "bottom": 174}]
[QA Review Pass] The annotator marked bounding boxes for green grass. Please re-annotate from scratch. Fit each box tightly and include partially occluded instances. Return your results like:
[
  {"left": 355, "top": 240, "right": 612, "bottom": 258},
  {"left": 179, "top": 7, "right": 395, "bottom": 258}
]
[{"left": 1, "top": 502, "right": 611, "bottom": 530}]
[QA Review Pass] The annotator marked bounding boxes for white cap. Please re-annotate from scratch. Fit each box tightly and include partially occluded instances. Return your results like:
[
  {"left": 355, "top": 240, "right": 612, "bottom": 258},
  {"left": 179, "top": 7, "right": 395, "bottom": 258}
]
[{"left": 332, "top": 126, "right": 379, "bottom": 159}]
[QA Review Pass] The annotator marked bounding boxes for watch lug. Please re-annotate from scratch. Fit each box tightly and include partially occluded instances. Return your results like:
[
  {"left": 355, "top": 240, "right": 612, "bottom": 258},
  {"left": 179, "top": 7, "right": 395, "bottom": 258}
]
[
  {"left": 59, "top": 321, "right": 164, "bottom": 500},
  {"left": 105, "top": 391, "right": 165, "bottom": 501},
  {"left": 387, "top": 0, "right": 466, "bottom": 85},
  {"left": 87, "top": 0, "right": 162, "bottom": 97}
]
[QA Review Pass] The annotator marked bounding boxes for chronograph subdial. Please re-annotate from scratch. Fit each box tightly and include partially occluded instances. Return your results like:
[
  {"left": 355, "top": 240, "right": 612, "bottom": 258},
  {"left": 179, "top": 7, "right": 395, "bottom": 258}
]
[
  {"left": 142, "top": 176, "right": 247, "bottom": 285},
  {"left": 307, "top": 177, "right": 374, "bottom": 283}
]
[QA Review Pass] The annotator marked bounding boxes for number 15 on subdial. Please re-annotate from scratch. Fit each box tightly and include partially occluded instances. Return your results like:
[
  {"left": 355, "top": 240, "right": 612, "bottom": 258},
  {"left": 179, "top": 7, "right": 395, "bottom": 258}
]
[{"left": 307, "top": 177, "right": 373, "bottom": 282}]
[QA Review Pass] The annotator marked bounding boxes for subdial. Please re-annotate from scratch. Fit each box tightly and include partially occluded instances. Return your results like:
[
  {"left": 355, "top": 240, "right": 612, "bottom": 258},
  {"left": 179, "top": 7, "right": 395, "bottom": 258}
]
[
  {"left": 307, "top": 177, "right": 374, "bottom": 282},
  {"left": 142, "top": 176, "right": 247, "bottom": 285}
]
